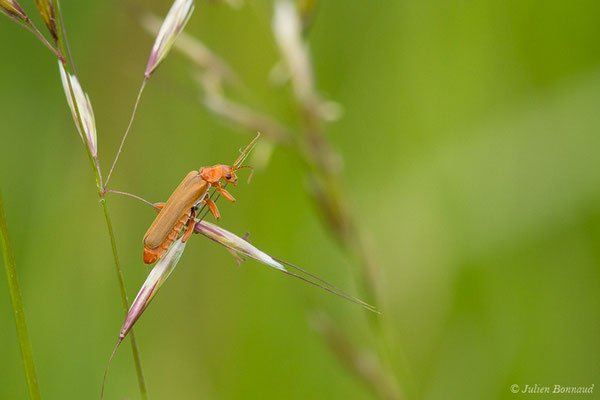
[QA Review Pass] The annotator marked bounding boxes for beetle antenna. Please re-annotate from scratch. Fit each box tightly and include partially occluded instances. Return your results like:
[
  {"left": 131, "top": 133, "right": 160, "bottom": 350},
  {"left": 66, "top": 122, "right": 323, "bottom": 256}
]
[
  {"left": 233, "top": 132, "right": 261, "bottom": 169},
  {"left": 196, "top": 134, "right": 260, "bottom": 222},
  {"left": 235, "top": 165, "right": 255, "bottom": 183}
]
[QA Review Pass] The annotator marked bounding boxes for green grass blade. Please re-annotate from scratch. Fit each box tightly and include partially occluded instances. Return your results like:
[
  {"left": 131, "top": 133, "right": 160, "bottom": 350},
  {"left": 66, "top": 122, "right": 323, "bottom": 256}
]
[{"left": 0, "top": 191, "right": 41, "bottom": 400}]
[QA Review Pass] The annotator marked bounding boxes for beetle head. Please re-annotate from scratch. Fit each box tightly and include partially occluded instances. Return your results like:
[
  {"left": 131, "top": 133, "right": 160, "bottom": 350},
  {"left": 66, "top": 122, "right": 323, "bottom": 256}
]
[{"left": 221, "top": 165, "right": 238, "bottom": 185}]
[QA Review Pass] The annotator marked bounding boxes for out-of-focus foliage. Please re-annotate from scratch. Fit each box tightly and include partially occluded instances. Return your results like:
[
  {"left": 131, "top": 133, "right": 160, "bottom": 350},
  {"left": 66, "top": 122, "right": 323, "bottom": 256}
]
[{"left": 1, "top": 1, "right": 599, "bottom": 399}]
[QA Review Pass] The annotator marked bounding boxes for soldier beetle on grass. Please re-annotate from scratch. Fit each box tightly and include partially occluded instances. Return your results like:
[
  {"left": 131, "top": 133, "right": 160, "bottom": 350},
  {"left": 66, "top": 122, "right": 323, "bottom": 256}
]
[
  {"left": 142, "top": 133, "right": 259, "bottom": 264},
  {"left": 104, "top": 131, "right": 377, "bottom": 315},
  {"left": 101, "top": 132, "right": 378, "bottom": 399},
  {"left": 110, "top": 132, "right": 377, "bottom": 314}
]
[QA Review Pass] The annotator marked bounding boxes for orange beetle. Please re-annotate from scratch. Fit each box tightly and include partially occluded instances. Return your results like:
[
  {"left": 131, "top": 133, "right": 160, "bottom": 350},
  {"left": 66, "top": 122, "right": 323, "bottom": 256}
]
[{"left": 142, "top": 134, "right": 258, "bottom": 264}]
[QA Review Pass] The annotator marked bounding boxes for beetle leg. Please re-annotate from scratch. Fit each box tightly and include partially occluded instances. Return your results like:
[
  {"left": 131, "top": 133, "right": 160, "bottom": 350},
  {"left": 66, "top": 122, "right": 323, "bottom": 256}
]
[
  {"left": 203, "top": 198, "right": 220, "bottom": 220},
  {"left": 153, "top": 202, "right": 166, "bottom": 213},
  {"left": 181, "top": 210, "right": 196, "bottom": 243},
  {"left": 214, "top": 183, "right": 236, "bottom": 203},
  {"left": 181, "top": 224, "right": 195, "bottom": 243}
]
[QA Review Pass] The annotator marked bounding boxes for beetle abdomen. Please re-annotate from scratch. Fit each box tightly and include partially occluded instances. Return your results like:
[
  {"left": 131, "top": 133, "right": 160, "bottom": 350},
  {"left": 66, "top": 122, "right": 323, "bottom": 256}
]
[{"left": 143, "top": 209, "right": 190, "bottom": 264}]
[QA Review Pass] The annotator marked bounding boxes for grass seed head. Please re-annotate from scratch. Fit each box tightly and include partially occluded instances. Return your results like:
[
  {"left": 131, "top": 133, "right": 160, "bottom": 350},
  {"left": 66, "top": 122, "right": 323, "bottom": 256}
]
[
  {"left": 194, "top": 220, "right": 287, "bottom": 272},
  {"left": 58, "top": 62, "right": 98, "bottom": 157},
  {"left": 195, "top": 221, "right": 378, "bottom": 312},
  {"left": 0, "top": 0, "right": 27, "bottom": 22},
  {"left": 34, "top": 0, "right": 57, "bottom": 40},
  {"left": 102, "top": 238, "right": 186, "bottom": 398},
  {"left": 120, "top": 237, "right": 187, "bottom": 341},
  {"left": 145, "top": 0, "right": 195, "bottom": 79}
]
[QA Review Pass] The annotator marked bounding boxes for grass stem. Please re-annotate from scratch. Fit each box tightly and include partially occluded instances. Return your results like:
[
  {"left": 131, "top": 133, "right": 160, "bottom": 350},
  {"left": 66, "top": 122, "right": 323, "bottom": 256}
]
[
  {"left": 53, "top": 1, "right": 148, "bottom": 397},
  {"left": 13, "top": 17, "right": 64, "bottom": 62},
  {"left": 100, "top": 198, "right": 148, "bottom": 400},
  {"left": 104, "top": 78, "right": 148, "bottom": 189},
  {"left": 0, "top": 191, "right": 41, "bottom": 400}
]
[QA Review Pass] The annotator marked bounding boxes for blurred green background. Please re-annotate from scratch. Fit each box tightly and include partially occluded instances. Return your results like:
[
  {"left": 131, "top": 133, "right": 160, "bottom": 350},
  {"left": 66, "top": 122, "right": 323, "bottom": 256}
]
[{"left": 2, "top": 0, "right": 600, "bottom": 399}]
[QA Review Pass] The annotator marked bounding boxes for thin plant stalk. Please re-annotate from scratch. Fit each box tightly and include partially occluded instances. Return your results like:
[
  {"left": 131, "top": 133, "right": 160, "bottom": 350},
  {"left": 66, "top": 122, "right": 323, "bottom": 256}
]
[
  {"left": 106, "top": 0, "right": 196, "bottom": 189},
  {"left": 52, "top": 1, "right": 148, "bottom": 398},
  {"left": 104, "top": 78, "right": 147, "bottom": 189},
  {"left": 61, "top": 52, "right": 150, "bottom": 400},
  {"left": 0, "top": 191, "right": 41, "bottom": 400},
  {"left": 99, "top": 198, "right": 147, "bottom": 399},
  {"left": 11, "top": 17, "right": 64, "bottom": 61},
  {"left": 105, "top": 189, "right": 157, "bottom": 209}
]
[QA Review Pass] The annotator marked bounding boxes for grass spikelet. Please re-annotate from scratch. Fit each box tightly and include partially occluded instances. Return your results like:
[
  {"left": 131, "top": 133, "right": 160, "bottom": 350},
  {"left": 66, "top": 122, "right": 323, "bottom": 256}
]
[
  {"left": 194, "top": 220, "right": 378, "bottom": 313},
  {"left": 194, "top": 220, "right": 287, "bottom": 272},
  {"left": 58, "top": 61, "right": 98, "bottom": 157},
  {"left": 102, "top": 237, "right": 187, "bottom": 398},
  {"left": 145, "top": 0, "right": 195, "bottom": 79},
  {"left": 33, "top": 0, "right": 57, "bottom": 40},
  {"left": 0, "top": 0, "right": 27, "bottom": 21}
]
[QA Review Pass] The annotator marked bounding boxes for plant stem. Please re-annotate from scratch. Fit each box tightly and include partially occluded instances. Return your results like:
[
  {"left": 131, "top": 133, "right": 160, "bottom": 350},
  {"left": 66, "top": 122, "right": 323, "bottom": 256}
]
[
  {"left": 52, "top": 1, "right": 148, "bottom": 397},
  {"left": 104, "top": 78, "right": 148, "bottom": 189},
  {"left": 0, "top": 191, "right": 41, "bottom": 400},
  {"left": 99, "top": 198, "right": 148, "bottom": 400},
  {"left": 61, "top": 74, "right": 149, "bottom": 399},
  {"left": 105, "top": 190, "right": 157, "bottom": 209},
  {"left": 12, "top": 17, "right": 64, "bottom": 62}
]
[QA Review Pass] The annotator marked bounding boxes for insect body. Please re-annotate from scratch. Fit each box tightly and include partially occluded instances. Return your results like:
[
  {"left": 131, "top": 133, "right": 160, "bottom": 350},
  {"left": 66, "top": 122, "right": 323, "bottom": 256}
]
[
  {"left": 142, "top": 171, "right": 208, "bottom": 264},
  {"left": 142, "top": 134, "right": 259, "bottom": 264}
]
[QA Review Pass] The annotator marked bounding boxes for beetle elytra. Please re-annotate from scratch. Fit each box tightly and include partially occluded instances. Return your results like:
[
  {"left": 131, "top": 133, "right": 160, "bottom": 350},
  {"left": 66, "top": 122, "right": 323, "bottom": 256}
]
[{"left": 142, "top": 133, "right": 259, "bottom": 264}]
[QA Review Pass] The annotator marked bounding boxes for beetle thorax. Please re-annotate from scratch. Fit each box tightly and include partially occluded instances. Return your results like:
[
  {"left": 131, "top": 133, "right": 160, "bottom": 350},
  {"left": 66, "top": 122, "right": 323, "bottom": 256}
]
[
  {"left": 199, "top": 165, "right": 223, "bottom": 183},
  {"left": 200, "top": 165, "right": 236, "bottom": 184}
]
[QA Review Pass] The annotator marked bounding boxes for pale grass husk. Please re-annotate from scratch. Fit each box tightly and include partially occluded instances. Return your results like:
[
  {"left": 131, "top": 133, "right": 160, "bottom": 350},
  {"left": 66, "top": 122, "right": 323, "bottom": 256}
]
[
  {"left": 145, "top": 0, "right": 195, "bottom": 78},
  {"left": 58, "top": 62, "right": 98, "bottom": 157}
]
